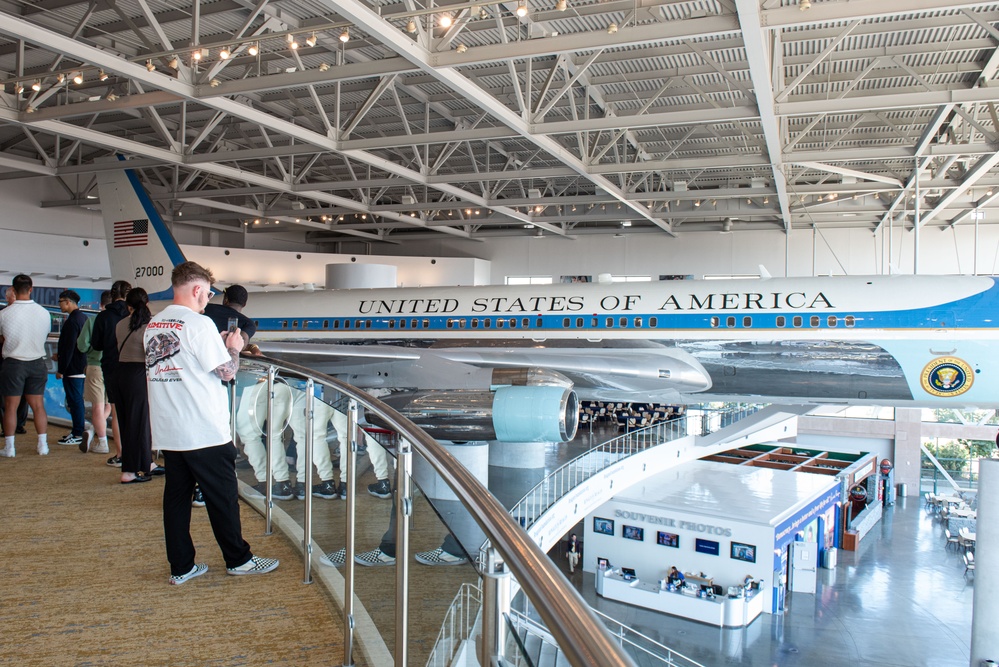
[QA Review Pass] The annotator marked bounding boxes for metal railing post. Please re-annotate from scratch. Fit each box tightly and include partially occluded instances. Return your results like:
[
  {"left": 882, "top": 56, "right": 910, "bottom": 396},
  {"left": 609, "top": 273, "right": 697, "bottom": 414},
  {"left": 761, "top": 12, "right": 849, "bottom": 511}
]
[
  {"left": 343, "top": 398, "right": 358, "bottom": 667},
  {"left": 396, "top": 436, "right": 413, "bottom": 666},
  {"left": 302, "top": 378, "right": 314, "bottom": 585},
  {"left": 229, "top": 379, "right": 237, "bottom": 444},
  {"left": 265, "top": 366, "right": 275, "bottom": 535},
  {"left": 480, "top": 549, "right": 512, "bottom": 666}
]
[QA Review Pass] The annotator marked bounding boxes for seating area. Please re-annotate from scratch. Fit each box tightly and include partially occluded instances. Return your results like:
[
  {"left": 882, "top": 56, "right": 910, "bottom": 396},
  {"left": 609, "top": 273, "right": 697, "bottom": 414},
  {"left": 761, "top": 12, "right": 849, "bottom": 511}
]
[
  {"left": 928, "top": 492, "right": 977, "bottom": 573},
  {"left": 578, "top": 401, "right": 685, "bottom": 432}
]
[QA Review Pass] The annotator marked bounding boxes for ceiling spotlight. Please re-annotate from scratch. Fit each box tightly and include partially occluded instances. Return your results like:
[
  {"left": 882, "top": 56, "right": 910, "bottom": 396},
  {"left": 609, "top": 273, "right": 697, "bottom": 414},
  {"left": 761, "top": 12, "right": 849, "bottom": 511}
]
[
  {"left": 192, "top": 49, "right": 202, "bottom": 61},
  {"left": 763, "top": 196, "right": 769, "bottom": 204},
  {"left": 456, "top": 43, "right": 468, "bottom": 53},
  {"left": 607, "top": 22, "right": 618, "bottom": 34},
  {"left": 100, "top": 69, "right": 110, "bottom": 81},
  {"left": 555, "top": 0, "right": 567, "bottom": 9},
  {"left": 694, "top": 199, "right": 701, "bottom": 207},
  {"left": 988, "top": 188, "right": 995, "bottom": 196},
  {"left": 407, "top": 19, "right": 417, "bottom": 33},
  {"left": 340, "top": 28, "right": 350, "bottom": 42},
  {"left": 305, "top": 33, "right": 317, "bottom": 47},
  {"left": 289, "top": 38, "right": 299, "bottom": 50},
  {"left": 168, "top": 56, "right": 179, "bottom": 68},
  {"left": 439, "top": 13, "right": 453, "bottom": 28},
  {"left": 145, "top": 60, "right": 155, "bottom": 72},
  {"left": 319, "top": 62, "right": 330, "bottom": 72},
  {"left": 14, "top": 83, "right": 23, "bottom": 94},
  {"left": 479, "top": 7, "right": 489, "bottom": 19},
  {"left": 106, "top": 92, "right": 117, "bottom": 101},
  {"left": 73, "top": 72, "right": 84, "bottom": 84},
  {"left": 31, "top": 80, "right": 41, "bottom": 91},
  {"left": 516, "top": 3, "right": 528, "bottom": 17},
  {"left": 219, "top": 46, "right": 230, "bottom": 59},
  {"left": 210, "top": 78, "right": 221, "bottom": 87},
  {"left": 248, "top": 43, "right": 259, "bottom": 56},
  {"left": 799, "top": 0, "right": 811, "bottom": 10}
]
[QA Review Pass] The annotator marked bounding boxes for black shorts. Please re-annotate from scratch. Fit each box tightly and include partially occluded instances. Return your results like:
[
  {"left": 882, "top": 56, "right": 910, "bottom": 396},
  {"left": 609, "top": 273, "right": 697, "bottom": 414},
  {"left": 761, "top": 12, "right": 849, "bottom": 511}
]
[{"left": 0, "top": 357, "right": 48, "bottom": 397}]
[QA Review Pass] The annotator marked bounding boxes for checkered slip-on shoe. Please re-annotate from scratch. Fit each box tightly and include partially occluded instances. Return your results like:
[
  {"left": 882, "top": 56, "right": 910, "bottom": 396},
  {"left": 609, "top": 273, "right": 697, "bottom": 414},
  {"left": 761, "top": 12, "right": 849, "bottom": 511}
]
[
  {"left": 226, "top": 556, "right": 279, "bottom": 576},
  {"left": 354, "top": 549, "right": 396, "bottom": 567},
  {"left": 169, "top": 563, "right": 208, "bottom": 585},
  {"left": 319, "top": 548, "right": 346, "bottom": 568},
  {"left": 414, "top": 548, "right": 468, "bottom": 566}
]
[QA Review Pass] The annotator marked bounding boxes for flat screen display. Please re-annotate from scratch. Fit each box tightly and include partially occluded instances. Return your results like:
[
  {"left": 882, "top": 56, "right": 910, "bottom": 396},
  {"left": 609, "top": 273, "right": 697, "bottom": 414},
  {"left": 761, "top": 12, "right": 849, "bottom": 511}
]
[
  {"left": 593, "top": 517, "right": 614, "bottom": 535},
  {"left": 730, "top": 542, "right": 756, "bottom": 563},
  {"left": 597, "top": 557, "right": 609, "bottom": 570},
  {"left": 621, "top": 567, "right": 636, "bottom": 580},
  {"left": 695, "top": 538, "right": 720, "bottom": 556},
  {"left": 657, "top": 531, "right": 679, "bottom": 548},
  {"left": 622, "top": 525, "right": 644, "bottom": 541}
]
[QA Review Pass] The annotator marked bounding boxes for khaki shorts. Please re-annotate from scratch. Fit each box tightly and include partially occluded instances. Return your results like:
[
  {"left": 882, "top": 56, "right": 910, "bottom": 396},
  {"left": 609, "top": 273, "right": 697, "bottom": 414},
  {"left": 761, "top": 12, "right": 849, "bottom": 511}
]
[{"left": 83, "top": 365, "right": 107, "bottom": 405}]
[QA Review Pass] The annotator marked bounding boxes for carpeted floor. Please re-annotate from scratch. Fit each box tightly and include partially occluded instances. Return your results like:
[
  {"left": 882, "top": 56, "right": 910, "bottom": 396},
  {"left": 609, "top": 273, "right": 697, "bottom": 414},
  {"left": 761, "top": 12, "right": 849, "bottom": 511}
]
[{"left": 0, "top": 424, "right": 345, "bottom": 667}]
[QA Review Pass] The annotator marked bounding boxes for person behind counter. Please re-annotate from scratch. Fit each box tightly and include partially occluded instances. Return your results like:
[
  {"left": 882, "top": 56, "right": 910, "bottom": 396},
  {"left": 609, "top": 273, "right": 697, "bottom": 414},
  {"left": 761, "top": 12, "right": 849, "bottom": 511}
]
[{"left": 667, "top": 566, "right": 685, "bottom": 586}]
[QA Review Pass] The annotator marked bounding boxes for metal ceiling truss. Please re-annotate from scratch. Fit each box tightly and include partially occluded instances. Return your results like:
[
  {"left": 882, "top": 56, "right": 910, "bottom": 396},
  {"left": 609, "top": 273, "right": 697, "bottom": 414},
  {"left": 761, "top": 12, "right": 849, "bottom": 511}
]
[{"left": 1, "top": 0, "right": 999, "bottom": 244}]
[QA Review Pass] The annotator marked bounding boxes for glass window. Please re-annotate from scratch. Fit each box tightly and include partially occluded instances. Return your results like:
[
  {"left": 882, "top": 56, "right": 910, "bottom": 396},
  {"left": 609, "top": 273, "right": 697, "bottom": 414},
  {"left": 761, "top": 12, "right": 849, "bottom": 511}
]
[
  {"left": 793, "top": 316, "right": 802, "bottom": 327},
  {"left": 810, "top": 315, "right": 820, "bottom": 327},
  {"left": 619, "top": 317, "right": 628, "bottom": 328},
  {"left": 743, "top": 316, "right": 752, "bottom": 327},
  {"left": 726, "top": 316, "right": 735, "bottom": 328},
  {"left": 845, "top": 315, "right": 856, "bottom": 327},
  {"left": 776, "top": 316, "right": 785, "bottom": 327},
  {"left": 710, "top": 317, "right": 720, "bottom": 328},
  {"left": 563, "top": 317, "right": 570, "bottom": 328},
  {"left": 322, "top": 320, "right": 329, "bottom": 329},
  {"left": 827, "top": 316, "right": 837, "bottom": 327},
  {"left": 650, "top": 316, "right": 658, "bottom": 327},
  {"left": 635, "top": 317, "right": 643, "bottom": 328},
  {"left": 606, "top": 317, "right": 614, "bottom": 328},
  {"left": 576, "top": 317, "right": 584, "bottom": 328}
]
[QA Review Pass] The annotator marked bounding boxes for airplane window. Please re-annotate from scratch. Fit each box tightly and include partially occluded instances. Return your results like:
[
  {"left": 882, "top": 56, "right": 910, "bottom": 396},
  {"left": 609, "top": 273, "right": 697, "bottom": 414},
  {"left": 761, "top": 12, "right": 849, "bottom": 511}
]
[
  {"left": 563, "top": 317, "right": 570, "bottom": 328},
  {"left": 606, "top": 317, "right": 614, "bottom": 328},
  {"left": 366, "top": 320, "right": 372, "bottom": 329},
  {"left": 303, "top": 321, "right": 310, "bottom": 329},
  {"left": 535, "top": 317, "right": 542, "bottom": 327},
  {"left": 592, "top": 317, "right": 599, "bottom": 327},
  {"left": 845, "top": 315, "right": 856, "bottom": 327},
  {"left": 447, "top": 319, "right": 454, "bottom": 328},
  {"left": 322, "top": 320, "right": 329, "bottom": 329},
  {"left": 776, "top": 316, "right": 785, "bottom": 327},
  {"left": 422, "top": 319, "right": 429, "bottom": 328},
  {"left": 726, "top": 316, "right": 735, "bottom": 328},
  {"left": 524, "top": 318, "right": 531, "bottom": 327},
  {"left": 810, "top": 315, "right": 819, "bottom": 327},
  {"left": 510, "top": 319, "right": 517, "bottom": 328},
  {"left": 400, "top": 319, "right": 407, "bottom": 329},
  {"left": 710, "top": 317, "right": 719, "bottom": 328},
  {"left": 792, "top": 316, "right": 803, "bottom": 327},
  {"left": 459, "top": 319, "right": 466, "bottom": 329},
  {"left": 497, "top": 319, "right": 505, "bottom": 328},
  {"left": 484, "top": 319, "right": 491, "bottom": 328},
  {"left": 388, "top": 320, "right": 396, "bottom": 329},
  {"left": 650, "top": 317, "right": 658, "bottom": 327},
  {"left": 344, "top": 320, "right": 351, "bottom": 329},
  {"left": 292, "top": 320, "right": 299, "bottom": 328},
  {"left": 743, "top": 316, "right": 752, "bottom": 327},
  {"left": 472, "top": 318, "right": 479, "bottom": 328},
  {"left": 635, "top": 317, "right": 643, "bottom": 328},
  {"left": 254, "top": 320, "right": 259, "bottom": 327},
  {"left": 619, "top": 317, "right": 627, "bottom": 328},
  {"left": 828, "top": 316, "right": 837, "bottom": 327},
  {"left": 576, "top": 317, "right": 584, "bottom": 328},
  {"left": 333, "top": 320, "right": 340, "bottom": 329},
  {"left": 281, "top": 320, "right": 288, "bottom": 329}
]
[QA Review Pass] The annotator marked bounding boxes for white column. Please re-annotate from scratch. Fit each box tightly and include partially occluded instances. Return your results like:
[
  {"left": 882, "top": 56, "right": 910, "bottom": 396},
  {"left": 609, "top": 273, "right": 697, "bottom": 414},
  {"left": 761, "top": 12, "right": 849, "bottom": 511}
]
[
  {"left": 488, "top": 440, "right": 547, "bottom": 469},
  {"left": 413, "top": 440, "right": 489, "bottom": 501},
  {"left": 971, "top": 458, "right": 999, "bottom": 666}
]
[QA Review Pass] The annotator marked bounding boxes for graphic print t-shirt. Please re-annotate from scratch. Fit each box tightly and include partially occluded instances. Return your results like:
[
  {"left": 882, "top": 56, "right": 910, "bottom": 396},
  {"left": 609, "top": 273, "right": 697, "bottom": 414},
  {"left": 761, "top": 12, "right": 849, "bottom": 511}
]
[{"left": 144, "top": 304, "right": 231, "bottom": 451}]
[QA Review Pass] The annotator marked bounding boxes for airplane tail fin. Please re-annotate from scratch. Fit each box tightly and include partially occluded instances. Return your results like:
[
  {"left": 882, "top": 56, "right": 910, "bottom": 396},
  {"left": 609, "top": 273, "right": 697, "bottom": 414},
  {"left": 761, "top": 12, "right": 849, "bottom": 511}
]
[{"left": 96, "top": 157, "right": 185, "bottom": 300}]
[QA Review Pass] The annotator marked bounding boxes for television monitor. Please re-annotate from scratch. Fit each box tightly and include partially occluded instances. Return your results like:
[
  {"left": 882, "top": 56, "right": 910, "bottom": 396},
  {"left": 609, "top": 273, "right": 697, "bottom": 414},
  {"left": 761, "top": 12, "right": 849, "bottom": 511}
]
[
  {"left": 695, "top": 538, "right": 720, "bottom": 556},
  {"left": 621, "top": 567, "right": 636, "bottom": 580},
  {"left": 730, "top": 542, "right": 757, "bottom": 563},
  {"left": 596, "top": 557, "right": 609, "bottom": 570},
  {"left": 622, "top": 525, "right": 644, "bottom": 541},
  {"left": 593, "top": 517, "right": 614, "bottom": 536},
  {"left": 657, "top": 531, "right": 679, "bottom": 548}
]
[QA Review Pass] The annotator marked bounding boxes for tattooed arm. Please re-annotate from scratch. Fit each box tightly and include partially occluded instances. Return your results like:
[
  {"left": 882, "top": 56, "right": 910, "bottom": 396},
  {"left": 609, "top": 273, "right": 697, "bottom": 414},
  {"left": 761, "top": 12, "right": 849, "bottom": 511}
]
[{"left": 212, "top": 329, "right": 245, "bottom": 381}]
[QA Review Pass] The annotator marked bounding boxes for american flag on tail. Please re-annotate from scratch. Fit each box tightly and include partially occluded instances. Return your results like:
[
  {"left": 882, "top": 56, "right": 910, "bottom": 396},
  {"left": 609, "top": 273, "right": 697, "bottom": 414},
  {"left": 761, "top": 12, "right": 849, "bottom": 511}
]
[{"left": 113, "top": 219, "right": 149, "bottom": 248}]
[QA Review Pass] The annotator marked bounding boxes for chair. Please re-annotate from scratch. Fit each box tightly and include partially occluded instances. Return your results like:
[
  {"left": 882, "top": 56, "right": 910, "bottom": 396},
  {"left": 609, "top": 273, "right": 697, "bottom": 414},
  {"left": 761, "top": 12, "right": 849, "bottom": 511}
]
[
  {"left": 964, "top": 552, "right": 975, "bottom": 579},
  {"left": 945, "top": 529, "right": 960, "bottom": 551}
]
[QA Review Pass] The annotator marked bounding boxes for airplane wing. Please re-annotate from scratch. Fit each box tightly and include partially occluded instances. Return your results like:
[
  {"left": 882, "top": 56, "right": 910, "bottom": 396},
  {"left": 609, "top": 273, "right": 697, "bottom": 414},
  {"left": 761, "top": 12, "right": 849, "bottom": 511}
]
[{"left": 255, "top": 340, "right": 711, "bottom": 400}]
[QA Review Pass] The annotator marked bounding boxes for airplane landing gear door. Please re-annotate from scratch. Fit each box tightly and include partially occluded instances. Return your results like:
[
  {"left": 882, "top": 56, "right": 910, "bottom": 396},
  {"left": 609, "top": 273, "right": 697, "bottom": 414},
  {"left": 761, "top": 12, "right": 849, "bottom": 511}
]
[{"left": 790, "top": 541, "right": 818, "bottom": 594}]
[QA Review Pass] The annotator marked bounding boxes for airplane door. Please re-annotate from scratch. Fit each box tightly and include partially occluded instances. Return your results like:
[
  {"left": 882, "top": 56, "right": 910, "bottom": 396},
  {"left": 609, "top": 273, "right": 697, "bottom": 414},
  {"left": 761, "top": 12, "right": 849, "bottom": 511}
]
[{"left": 790, "top": 541, "right": 818, "bottom": 594}]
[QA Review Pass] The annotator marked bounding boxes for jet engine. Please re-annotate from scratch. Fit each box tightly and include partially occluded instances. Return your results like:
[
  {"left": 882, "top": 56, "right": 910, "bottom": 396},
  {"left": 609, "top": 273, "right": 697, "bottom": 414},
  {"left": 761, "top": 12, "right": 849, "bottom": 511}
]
[{"left": 369, "top": 385, "right": 578, "bottom": 443}]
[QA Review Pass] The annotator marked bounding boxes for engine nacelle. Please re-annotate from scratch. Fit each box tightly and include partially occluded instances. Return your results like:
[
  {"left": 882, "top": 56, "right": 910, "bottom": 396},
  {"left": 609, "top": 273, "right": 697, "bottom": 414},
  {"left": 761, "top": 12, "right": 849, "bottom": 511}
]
[{"left": 371, "top": 386, "right": 578, "bottom": 443}]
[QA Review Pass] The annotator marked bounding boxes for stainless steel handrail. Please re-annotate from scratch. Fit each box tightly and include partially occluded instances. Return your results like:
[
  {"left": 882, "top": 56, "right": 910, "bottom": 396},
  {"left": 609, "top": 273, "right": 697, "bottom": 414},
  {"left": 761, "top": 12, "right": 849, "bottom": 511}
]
[{"left": 247, "top": 354, "right": 637, "bottom": 667}]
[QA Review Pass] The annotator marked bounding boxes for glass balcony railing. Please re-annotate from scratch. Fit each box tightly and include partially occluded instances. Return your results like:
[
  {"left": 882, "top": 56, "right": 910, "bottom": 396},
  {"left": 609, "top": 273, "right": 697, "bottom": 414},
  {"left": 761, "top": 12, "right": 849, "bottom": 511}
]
[{"left": 231, "top": 354, "right": 638, "bottom": 667}]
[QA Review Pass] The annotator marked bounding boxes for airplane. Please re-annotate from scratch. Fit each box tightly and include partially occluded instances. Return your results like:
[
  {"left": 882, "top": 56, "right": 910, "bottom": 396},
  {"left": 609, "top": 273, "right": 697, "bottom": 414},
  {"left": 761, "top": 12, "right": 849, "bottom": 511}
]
[{"left": 97, "top": 161, "right": 999, "bottom": 444}]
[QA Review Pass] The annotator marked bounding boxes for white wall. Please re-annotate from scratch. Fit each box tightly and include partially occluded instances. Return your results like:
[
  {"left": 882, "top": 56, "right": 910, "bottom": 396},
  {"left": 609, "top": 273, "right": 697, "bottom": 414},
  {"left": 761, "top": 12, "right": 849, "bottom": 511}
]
[{"left": 583, "top": 498, "right": 774, "bottom": 594}]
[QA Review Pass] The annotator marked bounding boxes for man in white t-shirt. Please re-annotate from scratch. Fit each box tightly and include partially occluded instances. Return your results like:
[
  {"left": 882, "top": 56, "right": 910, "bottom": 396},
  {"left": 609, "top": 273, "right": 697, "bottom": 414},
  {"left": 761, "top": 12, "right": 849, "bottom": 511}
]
[
  {"left": 144, "top": 261, "right": 278, "bottom": 585},
  {"left": 0, "top": 274, "right": 53, "bottom": 457}
]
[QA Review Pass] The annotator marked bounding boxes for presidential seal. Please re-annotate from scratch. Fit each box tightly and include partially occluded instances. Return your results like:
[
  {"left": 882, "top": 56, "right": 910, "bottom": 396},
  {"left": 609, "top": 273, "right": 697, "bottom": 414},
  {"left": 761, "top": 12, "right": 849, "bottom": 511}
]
[{"left": 921, "top": 357, "right": 973, "bottom": 397}]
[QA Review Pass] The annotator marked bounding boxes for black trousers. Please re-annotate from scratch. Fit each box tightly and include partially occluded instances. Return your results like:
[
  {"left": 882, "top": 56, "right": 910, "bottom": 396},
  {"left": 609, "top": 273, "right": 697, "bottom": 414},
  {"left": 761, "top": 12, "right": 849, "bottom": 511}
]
[
  {"left": 162, "top": 442, "right": 252, "bottom": 576},
  {"left": 114, "top": 362, "right": 151, "bottom": 475}
]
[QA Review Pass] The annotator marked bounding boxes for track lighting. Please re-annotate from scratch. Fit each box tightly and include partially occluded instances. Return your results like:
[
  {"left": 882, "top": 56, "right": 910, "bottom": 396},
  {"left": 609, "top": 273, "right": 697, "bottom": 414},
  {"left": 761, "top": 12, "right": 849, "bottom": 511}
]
[
  {"left": 407, "top": 19, "right": 417, "bottom": 33},
  {"left": 31, "top": 80, "right": 41, "bottom": 91},
  {"left": 145, "top": 60, "right": 155, "bottom": 72},
  {"left": 440, "top": 13, "right": 453, "bottom": 28},
  {"left": 555, "top": 0, "right": 567, "bottom": 9},
  {"left": 56, "top": 73, "right": 65, "bottom": 84},
  {"left": 289, "top": 37, "right": 299, "bottom": 50},
  {"left": 73, "top": 72, "right": 84, "bottom": 84},
  {"left": 479, "top": 7, "right": 488, "bottom": 19},
  {"left": 248, "top": 43, "right": 259, "bottom": 56},
  {"left": 456, "top": 43, "right": 468, "bottom": 53},
  {"left": 169, "top": 56, "right": 179, "bottom": 68},
  {"left": 607, "top": 22, "right": 618, "bottom": 34},
  {"left": 192, "top": 49, "right": 202, "bottom": 61},
  {"left": 319, "top": 62, "right": 330, "bottom": 72},
  {"left": 339, "top": 28, "right": 350, "bottom": 43},
  {"left": 106, "top": 92, "right": 118, "bottom": 101},
  {"left": 14, "top": 84, "right": 23, "bottom": 94},
  {"left": 25, "top": 105, "right": 34, "bottom": 113},
  {"left": 100, "top": 69, "right": 110, "bottom": 81},
  {"left": 210, "top": 78, "right": 221, "bottom": 87},
  {"left": 306, "top": 33, "right": 317, "bottom": 47},
  {"left": 799, "top": 0, "right": 811, "bottom": 10},
  {"left": 694, "top": 199, "right": 701, "bottom": 207},
  {"left": 219, "top": 46, "right": 230, "bottom": 59},
  {"left": 516, "top": 3, "right": 528, "bottom": 17}
]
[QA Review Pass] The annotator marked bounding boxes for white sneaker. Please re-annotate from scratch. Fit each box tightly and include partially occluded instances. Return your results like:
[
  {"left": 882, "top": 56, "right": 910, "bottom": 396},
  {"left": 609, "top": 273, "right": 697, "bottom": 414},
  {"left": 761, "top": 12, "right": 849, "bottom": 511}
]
[
  {"left": 169, "top": 563, "right": 208, "bottom": 585},
  {"left": 414, "top": 547, "right": 468, "bottom": 566},
  {"left": 0, "top": 444, "right": 14, "bottom": 458},
  {"left": 37, "top": 442, "right": 49, "bottom": 456},
  {"left": 226, "top": 556, "right": 279, "bottom": 576},
  {"left": 92, "top": 440, "right": 109, "bottom": 454}
]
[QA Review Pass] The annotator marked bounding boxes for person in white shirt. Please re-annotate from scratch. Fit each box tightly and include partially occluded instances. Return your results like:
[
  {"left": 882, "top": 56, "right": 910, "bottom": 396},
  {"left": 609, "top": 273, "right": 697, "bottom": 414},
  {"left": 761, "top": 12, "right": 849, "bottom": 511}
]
[
  {"left": 144, "top": 261, "right": 278, "bottom": 585},
  {"left": 0, "top": 274, "right": 53, "bottom": 457}
]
